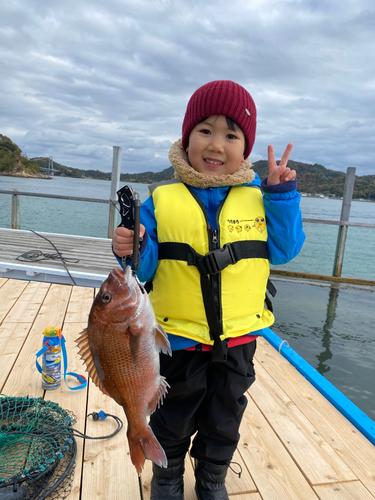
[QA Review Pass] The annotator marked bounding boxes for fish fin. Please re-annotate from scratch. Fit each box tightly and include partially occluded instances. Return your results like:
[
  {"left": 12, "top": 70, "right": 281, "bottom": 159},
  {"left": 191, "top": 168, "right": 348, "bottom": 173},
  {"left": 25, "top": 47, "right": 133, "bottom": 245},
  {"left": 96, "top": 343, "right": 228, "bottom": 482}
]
[
  {"left": 128, "top": 424, "right": 167, "bottom": 474},
  {"left": 148, "top": 376, "right": 170, "bottom": 415},
  {"left": 76, "top": 328, "right": 109, "bottom": 396},
  {"left": 155, "top": 324, "right": 172, "bottom": 356}
]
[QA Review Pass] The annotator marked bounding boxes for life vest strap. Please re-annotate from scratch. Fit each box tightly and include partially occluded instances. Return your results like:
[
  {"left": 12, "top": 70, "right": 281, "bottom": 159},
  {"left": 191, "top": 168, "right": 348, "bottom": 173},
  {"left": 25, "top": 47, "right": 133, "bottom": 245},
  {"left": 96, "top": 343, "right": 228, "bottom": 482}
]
[
  {"left": 159, "top": 240, "right": 268, "bottom": 274},
  {"left": 158, "top": 241, "right": 276, "bottom": 297},
  {"left": 158, "top": 240, "right": 273, "bottom": 363}
]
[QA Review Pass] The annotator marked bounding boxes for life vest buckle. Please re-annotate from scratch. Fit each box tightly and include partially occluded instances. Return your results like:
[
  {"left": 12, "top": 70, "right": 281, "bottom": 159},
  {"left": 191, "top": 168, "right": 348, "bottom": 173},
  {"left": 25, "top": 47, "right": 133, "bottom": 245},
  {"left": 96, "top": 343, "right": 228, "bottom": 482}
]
[
  {"left": 199, "top": 244, "right": 236, "bottom": 275},
  {"left": 212, "top": 338, "right": 229, "bottom": 363}
]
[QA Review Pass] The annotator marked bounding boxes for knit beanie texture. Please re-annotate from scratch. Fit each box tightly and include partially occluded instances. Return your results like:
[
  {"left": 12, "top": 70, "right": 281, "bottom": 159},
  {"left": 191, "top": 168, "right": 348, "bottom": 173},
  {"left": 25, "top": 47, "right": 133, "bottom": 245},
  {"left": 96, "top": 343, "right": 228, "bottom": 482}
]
[{"left": 182, "top": 80, "right": 257, "bottom": 158}]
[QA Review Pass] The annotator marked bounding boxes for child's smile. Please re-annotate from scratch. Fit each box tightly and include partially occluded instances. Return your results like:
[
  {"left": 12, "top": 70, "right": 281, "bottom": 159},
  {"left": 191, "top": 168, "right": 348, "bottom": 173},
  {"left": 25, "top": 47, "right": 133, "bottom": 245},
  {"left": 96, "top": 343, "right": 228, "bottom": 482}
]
[{"left": 186, "top": 115, "right": 246, "bottom": 176}]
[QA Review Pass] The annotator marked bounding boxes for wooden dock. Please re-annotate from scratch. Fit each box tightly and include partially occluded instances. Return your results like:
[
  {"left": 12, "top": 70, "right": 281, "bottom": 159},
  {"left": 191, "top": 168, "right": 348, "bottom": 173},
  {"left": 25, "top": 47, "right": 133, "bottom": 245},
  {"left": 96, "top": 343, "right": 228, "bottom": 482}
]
[
  {"left": 1, "top": 277, "right": 375, "bottom": 500},
  {"left": 0, "top": 228, "right": 118, "bottom": 286}
]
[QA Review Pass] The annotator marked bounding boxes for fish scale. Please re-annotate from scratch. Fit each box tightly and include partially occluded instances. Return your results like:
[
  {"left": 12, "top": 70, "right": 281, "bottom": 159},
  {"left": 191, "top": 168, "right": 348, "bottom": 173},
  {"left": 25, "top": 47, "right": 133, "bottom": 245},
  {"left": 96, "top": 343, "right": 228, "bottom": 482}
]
[{"left": 76, "top": 266, "right": 171, "bottom": 474}]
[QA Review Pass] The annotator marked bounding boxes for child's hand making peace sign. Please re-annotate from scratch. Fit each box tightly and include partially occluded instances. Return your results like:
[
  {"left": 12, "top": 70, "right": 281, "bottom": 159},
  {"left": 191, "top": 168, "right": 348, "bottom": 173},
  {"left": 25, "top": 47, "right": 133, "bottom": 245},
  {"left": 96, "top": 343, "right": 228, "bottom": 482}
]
[{"left": 266, "top": 143, "right": 296, "bottom": 185}]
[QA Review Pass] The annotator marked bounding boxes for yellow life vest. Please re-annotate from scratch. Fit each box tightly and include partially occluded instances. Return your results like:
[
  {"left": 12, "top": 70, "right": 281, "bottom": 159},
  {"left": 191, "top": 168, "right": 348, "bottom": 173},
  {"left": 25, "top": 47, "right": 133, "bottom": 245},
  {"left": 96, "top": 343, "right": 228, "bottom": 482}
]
[{"left": 149, "top": 180, "right": 274, "bottom": 348}]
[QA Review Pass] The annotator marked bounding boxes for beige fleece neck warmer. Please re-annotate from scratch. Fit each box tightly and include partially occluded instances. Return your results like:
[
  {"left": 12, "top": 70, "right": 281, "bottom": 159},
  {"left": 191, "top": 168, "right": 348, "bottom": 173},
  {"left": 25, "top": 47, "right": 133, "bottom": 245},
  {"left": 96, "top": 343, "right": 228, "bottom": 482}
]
[{"left": 168, "top": 139, "right": 255, "bottom": 189}]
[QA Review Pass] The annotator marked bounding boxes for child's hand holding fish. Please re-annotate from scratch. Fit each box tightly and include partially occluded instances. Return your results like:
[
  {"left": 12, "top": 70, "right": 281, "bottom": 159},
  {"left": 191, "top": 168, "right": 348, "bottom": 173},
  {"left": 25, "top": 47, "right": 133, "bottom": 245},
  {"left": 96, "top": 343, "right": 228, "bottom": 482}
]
[{"left": 113, "top": 225, "right": 146, "bottom": 257}]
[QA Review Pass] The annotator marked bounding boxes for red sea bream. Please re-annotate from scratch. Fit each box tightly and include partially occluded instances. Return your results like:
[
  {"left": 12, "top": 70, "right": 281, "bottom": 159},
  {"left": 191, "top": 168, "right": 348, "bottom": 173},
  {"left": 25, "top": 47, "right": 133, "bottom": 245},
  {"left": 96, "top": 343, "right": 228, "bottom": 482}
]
[{"left": 76, "top": 266, "right": 171, "bottom": 474}]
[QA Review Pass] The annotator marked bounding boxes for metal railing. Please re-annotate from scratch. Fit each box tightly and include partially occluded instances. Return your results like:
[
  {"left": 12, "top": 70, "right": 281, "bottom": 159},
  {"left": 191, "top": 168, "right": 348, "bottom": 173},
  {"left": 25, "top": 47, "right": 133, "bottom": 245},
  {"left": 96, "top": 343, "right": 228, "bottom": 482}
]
[{"left": 1, "top": 161, "right": 374, "bottom": 279}]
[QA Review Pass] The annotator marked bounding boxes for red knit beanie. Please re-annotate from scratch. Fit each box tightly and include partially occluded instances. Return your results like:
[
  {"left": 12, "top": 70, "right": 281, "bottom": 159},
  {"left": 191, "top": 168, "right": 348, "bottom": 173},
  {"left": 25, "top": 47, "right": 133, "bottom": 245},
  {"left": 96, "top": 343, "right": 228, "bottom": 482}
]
[{"left": 182, "top": 80, "right": 257, "bottom": 159}]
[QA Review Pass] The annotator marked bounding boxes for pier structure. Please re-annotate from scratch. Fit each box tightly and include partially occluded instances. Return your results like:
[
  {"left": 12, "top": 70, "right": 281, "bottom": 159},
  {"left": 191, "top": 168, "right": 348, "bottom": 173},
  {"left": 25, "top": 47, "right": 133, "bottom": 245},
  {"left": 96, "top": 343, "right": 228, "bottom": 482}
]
[{"left": 0, "top": 275, "right": 375, "bottom": 500}]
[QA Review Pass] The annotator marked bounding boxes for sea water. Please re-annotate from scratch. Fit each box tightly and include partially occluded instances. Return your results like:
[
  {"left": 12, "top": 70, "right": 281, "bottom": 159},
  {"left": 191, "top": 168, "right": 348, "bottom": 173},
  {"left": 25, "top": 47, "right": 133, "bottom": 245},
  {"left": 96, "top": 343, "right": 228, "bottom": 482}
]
[
  {"left": 271, "top": 278, "right": 375, "bottom": 421},
  {"left": 0, "top": 175, "right": 374, "bottom": 420},
  {"left": 272, "top": 196, "right": 375, "bottom": 281}
]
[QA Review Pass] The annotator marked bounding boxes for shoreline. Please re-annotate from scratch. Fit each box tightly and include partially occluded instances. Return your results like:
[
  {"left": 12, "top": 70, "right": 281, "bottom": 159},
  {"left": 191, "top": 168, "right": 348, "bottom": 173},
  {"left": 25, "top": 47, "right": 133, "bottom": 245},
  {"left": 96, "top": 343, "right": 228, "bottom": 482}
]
[
  {"left": 0, "top": 172, "right": 51, "bottom": 180},
  {"left": 301, "top": 193, "right": 374, "bottom": 203},
  {"left": 1, "top": 175, "right": 373, "bottom": 202}
]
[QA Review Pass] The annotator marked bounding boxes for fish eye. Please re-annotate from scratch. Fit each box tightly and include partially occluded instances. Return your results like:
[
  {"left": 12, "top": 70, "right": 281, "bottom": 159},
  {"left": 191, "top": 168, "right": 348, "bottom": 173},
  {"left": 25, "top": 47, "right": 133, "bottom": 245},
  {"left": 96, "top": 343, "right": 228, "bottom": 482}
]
[{"left": 101, "top": 292, "right": 112, "bottom": 304}]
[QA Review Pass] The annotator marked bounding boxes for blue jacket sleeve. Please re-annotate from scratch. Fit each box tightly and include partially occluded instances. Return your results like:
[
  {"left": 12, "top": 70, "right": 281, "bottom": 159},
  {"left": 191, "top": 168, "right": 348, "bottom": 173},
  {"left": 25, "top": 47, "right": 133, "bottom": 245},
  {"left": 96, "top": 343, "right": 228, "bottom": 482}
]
[
  {"left": 261, "top": 178, "right": 305, "bottom": 265},
  {"left": 135, "top": 195, "right": 159, "bottom": 282}
]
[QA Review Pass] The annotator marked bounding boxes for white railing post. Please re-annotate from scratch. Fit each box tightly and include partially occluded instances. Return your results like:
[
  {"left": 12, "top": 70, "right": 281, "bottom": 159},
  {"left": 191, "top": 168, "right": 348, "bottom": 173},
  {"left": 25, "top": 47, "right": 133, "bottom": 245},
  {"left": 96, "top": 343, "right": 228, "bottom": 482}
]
[
  {"left": 108, "top": 146, "right": 122, "bottom": 239},
  {"left": 332, "top": 167, "right": 356, "bottom": 277},
  {"left": 11, "top": 190, "right": 21, "bottom": 229}
]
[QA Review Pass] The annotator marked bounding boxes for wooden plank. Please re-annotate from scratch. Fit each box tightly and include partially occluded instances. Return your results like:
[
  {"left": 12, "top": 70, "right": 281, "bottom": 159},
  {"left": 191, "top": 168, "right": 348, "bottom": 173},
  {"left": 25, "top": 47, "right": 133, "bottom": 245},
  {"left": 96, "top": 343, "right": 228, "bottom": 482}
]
[
  {"left": 1, "top": 281, "right": 374, "bottom": 500},
  {"left": 0, "top": 322, "right": 32, "bottom": 391},
  {"left": 251, "top": 360, "right": 357, "bottom": 485},
  {"left": 227, "top": 448, "right": 258, "bottom": 494},
  {"left": 80, "top": 383, "right": 141, "bottom": 500},
  {"left": 238, "top": 397, "right": 319, "bottom": 500},
  {"left": 232, "top": 495, "right": 263, "bottom": 500},
  {"left": 0, "top": 229, "right": 119, "bottom": 276},
  {"left": 2, "top": 281, "right": 50, "bottom": 323},
  {"left": 261, "top": 327, "right": 375, "bottom": 447},
  {"left": 2, "top": 283, "right": 72, "bottom": 397},
  {"left": 0, "top": 278, "right": 29, "bottom": 322},
  {"left": 65, "top": 286, "right": 95, "bottom": 323},
  {"left": 0, "top": 237, "right": 114, "bottom": 265},
  {"left": 0, "top": 277, "right": 8, "bottom": 288},
  {"left": 255, "top": 337, "right": 375, "bottom": 497},
  {"left": 314, "top": 481, "right": 375, "bottom": 500},
  {"left": 47, "top": 322, "right": 90, "bottom": 500}
]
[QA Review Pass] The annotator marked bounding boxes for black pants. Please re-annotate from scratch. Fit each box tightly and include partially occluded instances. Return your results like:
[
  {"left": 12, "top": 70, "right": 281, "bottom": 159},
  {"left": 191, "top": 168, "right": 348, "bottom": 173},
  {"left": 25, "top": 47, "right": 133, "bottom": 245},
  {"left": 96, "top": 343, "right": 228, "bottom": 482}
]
[{"left": 149, "top": 341, "right": 257, "bottom": 464}]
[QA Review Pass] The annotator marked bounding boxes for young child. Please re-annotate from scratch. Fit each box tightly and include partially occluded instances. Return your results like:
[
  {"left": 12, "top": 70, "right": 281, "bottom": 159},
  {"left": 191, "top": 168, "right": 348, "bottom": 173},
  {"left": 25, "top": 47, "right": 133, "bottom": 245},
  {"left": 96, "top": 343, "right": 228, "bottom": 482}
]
[{"left": 113, "top": 80, "right": 305, "bottom": 500}]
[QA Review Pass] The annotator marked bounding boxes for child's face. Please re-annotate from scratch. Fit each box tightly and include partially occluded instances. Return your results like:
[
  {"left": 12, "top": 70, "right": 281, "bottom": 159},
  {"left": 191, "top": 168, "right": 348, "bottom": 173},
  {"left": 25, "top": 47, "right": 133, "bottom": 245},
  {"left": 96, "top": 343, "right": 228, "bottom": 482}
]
[{"left": 186, "top": 115, "right": 246, "bottom": 176}]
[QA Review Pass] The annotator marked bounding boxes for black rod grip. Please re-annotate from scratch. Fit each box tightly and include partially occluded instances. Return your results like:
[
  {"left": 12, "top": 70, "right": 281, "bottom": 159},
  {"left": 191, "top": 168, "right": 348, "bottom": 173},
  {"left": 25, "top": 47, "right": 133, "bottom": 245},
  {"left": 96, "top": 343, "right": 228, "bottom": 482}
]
[{"left": 131, "top": 198, "right": 141, "bottom": 275}]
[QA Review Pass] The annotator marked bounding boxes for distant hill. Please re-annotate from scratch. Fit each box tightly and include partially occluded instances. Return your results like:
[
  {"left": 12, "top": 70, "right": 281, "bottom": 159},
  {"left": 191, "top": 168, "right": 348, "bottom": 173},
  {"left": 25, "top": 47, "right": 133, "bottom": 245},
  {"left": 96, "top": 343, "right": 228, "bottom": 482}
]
[
  {"left": 0, "top": 135, "right": 47, "bottom": 178},
  {"left": 31, "top": 156, "right": 176, "bottom": 184},
  {"left": 1, "top": 134, "right": 374, "bottom": 200},
  {"left": 118, "top": 160, "right": 375, "bottom": 200},
  {"left": 251, "top": 160, "right": 375, "bottom": 200},
  {"left": 31, "top": 156, "right": 113, "bottom": 180}
]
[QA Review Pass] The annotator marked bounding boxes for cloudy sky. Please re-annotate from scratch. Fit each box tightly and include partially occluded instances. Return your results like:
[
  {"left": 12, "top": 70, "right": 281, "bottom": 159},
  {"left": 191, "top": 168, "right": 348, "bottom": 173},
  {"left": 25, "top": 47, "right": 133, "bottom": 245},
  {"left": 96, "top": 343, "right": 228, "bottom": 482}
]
[{"left": 1, "top": 0, "right": 374, "bottom": 176}]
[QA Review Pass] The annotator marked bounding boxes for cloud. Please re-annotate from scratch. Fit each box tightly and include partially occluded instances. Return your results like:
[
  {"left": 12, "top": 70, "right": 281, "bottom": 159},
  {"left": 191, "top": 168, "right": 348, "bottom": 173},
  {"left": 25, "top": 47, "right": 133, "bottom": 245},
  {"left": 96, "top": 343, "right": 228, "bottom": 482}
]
[{"left": 0, "top": 0, "right": 374, "bottom": 175}]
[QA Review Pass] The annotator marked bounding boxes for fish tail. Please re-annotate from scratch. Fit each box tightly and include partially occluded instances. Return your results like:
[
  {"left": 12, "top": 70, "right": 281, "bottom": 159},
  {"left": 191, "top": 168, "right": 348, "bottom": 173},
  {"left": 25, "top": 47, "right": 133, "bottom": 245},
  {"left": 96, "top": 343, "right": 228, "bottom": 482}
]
[{"left": 127, "top": 424, "right": 167, "bottom": 474}]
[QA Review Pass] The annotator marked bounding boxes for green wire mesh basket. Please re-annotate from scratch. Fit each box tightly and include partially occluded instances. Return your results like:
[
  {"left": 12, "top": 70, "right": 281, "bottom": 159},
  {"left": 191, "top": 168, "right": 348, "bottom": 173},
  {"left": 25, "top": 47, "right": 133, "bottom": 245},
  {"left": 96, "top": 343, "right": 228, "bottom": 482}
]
[{"left": 0, "top": 395, "right": 77, "bottom": 500}]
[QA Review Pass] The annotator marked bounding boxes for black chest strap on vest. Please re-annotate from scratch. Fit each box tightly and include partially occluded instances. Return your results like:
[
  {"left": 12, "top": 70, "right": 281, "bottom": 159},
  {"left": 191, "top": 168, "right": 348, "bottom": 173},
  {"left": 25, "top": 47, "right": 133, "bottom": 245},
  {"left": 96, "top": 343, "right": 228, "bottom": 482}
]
[
  {"left": 159, "top": 240, "right": 268, "bottom": 273},
  {"left": 158, "top": 240, "right": 272, "bottom": 363}
]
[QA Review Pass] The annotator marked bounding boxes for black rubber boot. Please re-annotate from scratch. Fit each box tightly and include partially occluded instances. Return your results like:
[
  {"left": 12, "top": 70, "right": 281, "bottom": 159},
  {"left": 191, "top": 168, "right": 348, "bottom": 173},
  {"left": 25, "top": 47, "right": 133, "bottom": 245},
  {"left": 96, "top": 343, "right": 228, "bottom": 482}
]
[
  {"left": 194, "top": 460, "right": 229, "bottom": 500},
  {"left": 150, "top": 455, "right": 185, "bottom": 500}
]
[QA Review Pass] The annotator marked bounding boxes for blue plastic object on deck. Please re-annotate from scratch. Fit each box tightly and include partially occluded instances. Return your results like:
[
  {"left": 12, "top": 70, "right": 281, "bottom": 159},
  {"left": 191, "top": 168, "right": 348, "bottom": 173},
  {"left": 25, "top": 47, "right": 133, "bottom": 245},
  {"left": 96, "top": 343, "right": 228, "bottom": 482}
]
[{"left": 262, "top": 327, "right": 375, "bottom": 446}]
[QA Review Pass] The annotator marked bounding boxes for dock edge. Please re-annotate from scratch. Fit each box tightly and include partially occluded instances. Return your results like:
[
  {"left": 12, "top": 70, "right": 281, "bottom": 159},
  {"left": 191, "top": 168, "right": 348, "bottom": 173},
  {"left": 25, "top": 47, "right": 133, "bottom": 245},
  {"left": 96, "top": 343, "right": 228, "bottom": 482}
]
[{"left": 263, "top": 327, "right": 375, "bottom": 446}]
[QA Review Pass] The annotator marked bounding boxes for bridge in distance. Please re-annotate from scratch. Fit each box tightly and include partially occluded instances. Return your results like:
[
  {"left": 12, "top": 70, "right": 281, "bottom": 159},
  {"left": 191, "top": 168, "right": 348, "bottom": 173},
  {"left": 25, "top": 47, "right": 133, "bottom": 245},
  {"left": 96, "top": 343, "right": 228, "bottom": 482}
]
[{"left": 39, "top": 156, "right": 60, "bottom": 175}]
